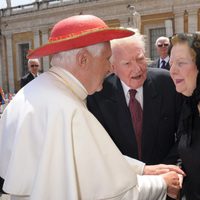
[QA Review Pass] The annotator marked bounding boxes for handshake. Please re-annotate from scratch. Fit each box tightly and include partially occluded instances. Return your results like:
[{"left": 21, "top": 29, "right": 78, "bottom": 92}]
[{"left": 143, "top": 164, "right": 185, "bottom": 199}]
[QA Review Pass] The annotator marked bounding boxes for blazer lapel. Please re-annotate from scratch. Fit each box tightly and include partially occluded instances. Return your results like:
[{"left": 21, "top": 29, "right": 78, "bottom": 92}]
[
  {"left": 156, "top": 59, "right": 160, "bottom": 68},
  {"left": 142, "top": 75, "right": 162, "bottom": 160},
  {"left": 114, "top": 77, "right": 139, "bottom": 158}
]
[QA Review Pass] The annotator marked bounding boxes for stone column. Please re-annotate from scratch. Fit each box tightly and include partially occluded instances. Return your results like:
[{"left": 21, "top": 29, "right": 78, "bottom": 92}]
[
  {"left": 188, "top": 10, "right": 198, "bottom": 33},
  {"left": 6, "top": 33, "right": 15, "bottom": 93},
  {"left": 165, "top": 19, "right": 173, "bottom": 37},
  {"left": 41, "top": 28, "right": 49, "bottom": 72},
  {"left": 33, "top": 29, "right": 40, "bottom": 49},
  {"left": 0, "top": 38, "right": 3, "bottom": 87},
  {"left": 6, "top": 0, "right": 11, "bottom": 8},
  {"left": 184, "top": 10, "right": 188, "bottom": 33},
  {"left": 0, "top": 34, "right": 9, "bottom": 93},
  {"left": 198, "top": 8, "right": 200, "bottom": 31}
]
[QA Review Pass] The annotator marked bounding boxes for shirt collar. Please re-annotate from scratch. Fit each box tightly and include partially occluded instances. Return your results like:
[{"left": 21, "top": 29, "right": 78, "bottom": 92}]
[
  {"left": 160, "top": 56, "right": 169, "bottom": 64},
  {"left": 31, "top": 72, "right": 38, "bottom": 78},
  {"left": 120, "top": 80, "right": 143, "bottom": 108}
]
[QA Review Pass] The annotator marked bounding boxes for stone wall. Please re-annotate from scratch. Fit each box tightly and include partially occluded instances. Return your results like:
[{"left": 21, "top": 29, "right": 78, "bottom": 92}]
[{"left": 1, "top": 0, "right": 200, "bottom": 92}]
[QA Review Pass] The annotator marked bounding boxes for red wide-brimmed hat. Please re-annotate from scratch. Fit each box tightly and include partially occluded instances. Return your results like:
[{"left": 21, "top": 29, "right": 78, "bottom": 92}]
[{"left": 27, "top": 15, "right": 134, "bottom": 58}]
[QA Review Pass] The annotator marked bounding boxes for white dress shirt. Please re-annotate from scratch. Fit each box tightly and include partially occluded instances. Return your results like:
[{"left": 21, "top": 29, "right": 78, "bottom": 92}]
[{"left": 121, "top": 80, "right": 143, "bottom": 109}]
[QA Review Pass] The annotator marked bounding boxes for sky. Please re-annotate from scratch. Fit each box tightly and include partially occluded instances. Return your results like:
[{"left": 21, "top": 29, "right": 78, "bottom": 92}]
[{"left": 0, "top": 0, "right": 36, "bottom": 9}]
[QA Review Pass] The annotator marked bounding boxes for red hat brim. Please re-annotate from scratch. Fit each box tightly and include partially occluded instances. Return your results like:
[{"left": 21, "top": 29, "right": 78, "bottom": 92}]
[{"left": 27, "top": 28, "right": 134, "bottom": 58}]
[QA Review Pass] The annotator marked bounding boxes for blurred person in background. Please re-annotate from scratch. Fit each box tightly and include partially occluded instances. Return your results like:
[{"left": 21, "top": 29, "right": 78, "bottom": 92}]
[
  {"left": 149, "top": 36, "right": 170, "bottom": 70},
  {"left": 20, "top": 58, "right": 40, "bottom": 88}
]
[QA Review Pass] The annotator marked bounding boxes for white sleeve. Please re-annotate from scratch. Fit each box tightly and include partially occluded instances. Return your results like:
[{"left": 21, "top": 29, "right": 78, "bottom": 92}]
[
  {"left": 123, "top": 156, "right": 167, "bottom": 200},
  {"left": 110, "top": 175, "right": 167, "bottom": 200},
  {"left": 124, "top": 155, "right": 145, "bottom": 175},
  {"left": 136, "top": 175, "right": 167, "bottom": 200}
]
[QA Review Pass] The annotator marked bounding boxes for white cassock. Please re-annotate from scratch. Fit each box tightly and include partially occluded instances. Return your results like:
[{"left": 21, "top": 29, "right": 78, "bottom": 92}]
[{"left": 0, "top": 66, "right": 167, "bottom": 200}]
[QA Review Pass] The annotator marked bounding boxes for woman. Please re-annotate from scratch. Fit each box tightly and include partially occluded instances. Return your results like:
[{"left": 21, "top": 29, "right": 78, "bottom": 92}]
[{"left": 170, "top": 33, "right": 200, "bottom": 199}]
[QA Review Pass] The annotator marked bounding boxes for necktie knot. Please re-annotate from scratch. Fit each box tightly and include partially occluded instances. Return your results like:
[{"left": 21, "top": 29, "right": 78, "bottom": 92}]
[
  {"left": 129, "top": 89, "right": 137, "bottom": 99},
  {"left": 160, "top": 60, "right": 166, "bottom": 68}
]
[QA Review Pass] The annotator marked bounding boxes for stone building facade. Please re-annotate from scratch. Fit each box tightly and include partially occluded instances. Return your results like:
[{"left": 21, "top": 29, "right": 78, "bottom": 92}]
[{"left": 0, "top": 0, "right": 200, "bottom": 93}]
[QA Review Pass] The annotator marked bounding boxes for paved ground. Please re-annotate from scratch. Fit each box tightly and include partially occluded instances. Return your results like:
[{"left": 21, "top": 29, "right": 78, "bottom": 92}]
[{"left": 0, "top": 194, "right": 10, "bottom": 200}]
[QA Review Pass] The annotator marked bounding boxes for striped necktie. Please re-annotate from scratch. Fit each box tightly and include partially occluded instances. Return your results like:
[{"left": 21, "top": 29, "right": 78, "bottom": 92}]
[{"left": 160, "top": 60, "right": 166, "bottom": 69}]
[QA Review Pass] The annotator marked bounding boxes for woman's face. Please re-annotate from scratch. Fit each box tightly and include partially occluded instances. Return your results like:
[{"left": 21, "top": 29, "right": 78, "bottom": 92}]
[{"left": 170, "top": 42, "right": 199, "bottom": 96}]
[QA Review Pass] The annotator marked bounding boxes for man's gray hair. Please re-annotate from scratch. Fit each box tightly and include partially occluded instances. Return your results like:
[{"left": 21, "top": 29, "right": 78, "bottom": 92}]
[
  {"left": 51, "top": 43, "right": 106, "bottom": 67},
  {"left": 110, "top": 28, "right": 145, "bottom": 64},
  {"left": 28, "top": 58, "right": 40, "bottom": 65},
  {"left": 155, "top": 36, "right": 170, "bottom": 46}
]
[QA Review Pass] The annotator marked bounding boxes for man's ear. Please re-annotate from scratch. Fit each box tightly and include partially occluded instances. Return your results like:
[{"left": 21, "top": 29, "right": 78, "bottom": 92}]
[
  {"left": 110, "top": 64, "right": 115, "bottom": 73},
  {"left": 76, "top": 49, "right": 89, "bottom": 68}
]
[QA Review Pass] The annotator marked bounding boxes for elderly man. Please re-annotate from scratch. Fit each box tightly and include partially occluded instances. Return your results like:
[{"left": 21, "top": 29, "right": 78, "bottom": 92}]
[
  {"left": 20, "top": 58, "right": 40, "bottom": 88},
  {"left": 87, "top": 31, "right": 182, "bottom": 165},
  {"left": 0, "top": 15, "right": 183, "bottom": 200},
  {"left": 149, "top": 36, "right": 170, "bottom": 70}
]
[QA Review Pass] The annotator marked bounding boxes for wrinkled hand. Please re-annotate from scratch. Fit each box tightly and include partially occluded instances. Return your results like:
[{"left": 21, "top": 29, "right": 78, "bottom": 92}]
[
  {"left": 143, "top": 164, "right": 185, "bottom": 176},
  {"left": 161, "top": 171, "right": 181, "bottom": 199}
]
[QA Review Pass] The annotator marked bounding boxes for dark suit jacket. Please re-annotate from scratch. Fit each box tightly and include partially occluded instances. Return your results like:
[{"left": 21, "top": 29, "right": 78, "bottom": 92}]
[
  {"left": 149, "top": 58, "right": 170, "bottom": 70},
  {"left": 20, "top": 73, "right": 35, "bottom": 88},
  {"left": 87, "top": 68, "right": 183, "bottom": 165},
  {"left": 178, "top": 102, "right": 200, "bottom": 199},
  {"left": 0, "top": 177, "right": 5, "bottom": 194}
]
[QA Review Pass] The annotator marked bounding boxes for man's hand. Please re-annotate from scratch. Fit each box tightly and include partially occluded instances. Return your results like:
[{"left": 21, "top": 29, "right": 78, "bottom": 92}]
[
  {"left": 161, "top": 171, "right": 181, "bottom": 199},
  {"left": 143, "top": 164, "right": 185, "bottom": 176}
]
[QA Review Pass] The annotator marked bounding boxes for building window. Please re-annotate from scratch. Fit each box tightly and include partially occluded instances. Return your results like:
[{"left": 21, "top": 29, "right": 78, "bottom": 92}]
[
  {"left": 150, "top": 28, "right": 166, "bottom": 60},
  {"left": 19, "top": 43, "right": 29, "bottom": 77}
]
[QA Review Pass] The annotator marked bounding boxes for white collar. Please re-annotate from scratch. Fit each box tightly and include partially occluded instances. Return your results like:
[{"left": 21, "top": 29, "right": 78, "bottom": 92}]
[
  {"left": 120, "top": 80, "right": 143, "bottom": 108},
  {"left": 160, "top": 56, "right": 169, "bottom": 64}
]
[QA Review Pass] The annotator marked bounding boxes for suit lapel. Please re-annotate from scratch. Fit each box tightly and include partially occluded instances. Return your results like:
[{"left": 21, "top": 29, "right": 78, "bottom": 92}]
[
  {"left": 165, "top": 61, "right": 170, "bottom": 70},
  {"left": 28, "top": 73, "right": 35, "bottom": 81},
  {"left": 156, "top": 59, "right": 160, "bottom": 68},
  {"left": 142, "top": 74, "right": 161, "bottom": 160},
  {"left": 114, "top": 77, "right": 139, "bottom": 158},
  {"left": 102, "top": 75, "right": 139, "bottom": 158}
]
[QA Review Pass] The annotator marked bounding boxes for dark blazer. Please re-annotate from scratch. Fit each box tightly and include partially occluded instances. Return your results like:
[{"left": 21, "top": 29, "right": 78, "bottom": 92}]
[
  {"left": 149, "top": 58, "right": 170, "bottom": 70},
  {"left": 0, "top": 177, "right": 5, "bottom": 194},
  {"left": 87, "top": 68, "right": 183, "bottom": 165},
  {"left": 178, "top": 101, "right": 200, "bottom": 199},
  {"left": 20, "top": 73, "right": 35, "bottom": 88}
]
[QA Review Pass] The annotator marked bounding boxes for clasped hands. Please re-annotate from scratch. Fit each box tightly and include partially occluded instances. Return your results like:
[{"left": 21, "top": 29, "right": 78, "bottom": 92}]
[{"left": 144, "top": 164, "right": 185, "bottom": 199}]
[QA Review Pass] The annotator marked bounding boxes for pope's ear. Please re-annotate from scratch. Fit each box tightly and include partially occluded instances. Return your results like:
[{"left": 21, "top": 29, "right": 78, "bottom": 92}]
[
  {"left": 110, "top": 64, "right": 115, "bottom": 72},
  {"left": 76, "top": 49, "right": 89, "bottom": 67}
]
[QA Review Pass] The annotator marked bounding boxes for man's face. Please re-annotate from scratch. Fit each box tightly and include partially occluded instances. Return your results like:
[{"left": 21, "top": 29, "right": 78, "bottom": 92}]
[
  {"left": 28, "top": 61, "right": 40, "bottom": 75},
  {"left": 112, "top": 42, "right": 147, "bottom": 89},
  {"left": 88, "top": 42, "right": 112, "bottom": 94},
  {"left": 156, "top": 38, "right": 170, "bottom": 59}
]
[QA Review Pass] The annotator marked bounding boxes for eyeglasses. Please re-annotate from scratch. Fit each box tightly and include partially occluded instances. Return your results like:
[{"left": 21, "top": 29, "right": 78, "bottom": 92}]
[
  {"left": 31, "top": 64, "right": 39, "bottom": 67},
  {"left": 157, "top": 43, "right": 169, "bottom": 48}
]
